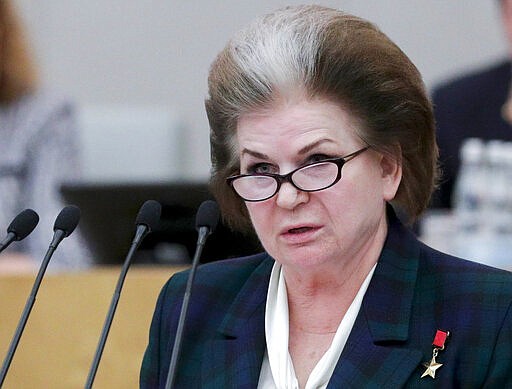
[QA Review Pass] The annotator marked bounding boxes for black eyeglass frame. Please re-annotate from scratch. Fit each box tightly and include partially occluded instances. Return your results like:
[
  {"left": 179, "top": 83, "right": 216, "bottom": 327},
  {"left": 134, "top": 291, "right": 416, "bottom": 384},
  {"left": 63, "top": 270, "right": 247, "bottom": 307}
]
[{"left": 226, "top": 146, "right": 370, "bottom": 202}]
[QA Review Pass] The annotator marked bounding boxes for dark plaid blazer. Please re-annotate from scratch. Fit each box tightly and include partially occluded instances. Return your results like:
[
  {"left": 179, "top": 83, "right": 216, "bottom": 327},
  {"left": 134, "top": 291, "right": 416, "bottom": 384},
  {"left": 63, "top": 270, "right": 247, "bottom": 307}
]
[{"left": 140, "top": 212, "right": 512, "bottom": 388}]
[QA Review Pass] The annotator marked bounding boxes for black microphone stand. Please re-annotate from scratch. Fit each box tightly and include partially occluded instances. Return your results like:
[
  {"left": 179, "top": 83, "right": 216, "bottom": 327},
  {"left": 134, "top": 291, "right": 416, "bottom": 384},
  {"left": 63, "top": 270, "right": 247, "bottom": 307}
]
[
  {"left": 0, "top": 230, "right": 65, "bottom": 387},
  {"left": 164, "top": 226, "right": 209, "bottom": 389},
  {"left": 84, "top": 224, "right": 148, "bottom": 388}
]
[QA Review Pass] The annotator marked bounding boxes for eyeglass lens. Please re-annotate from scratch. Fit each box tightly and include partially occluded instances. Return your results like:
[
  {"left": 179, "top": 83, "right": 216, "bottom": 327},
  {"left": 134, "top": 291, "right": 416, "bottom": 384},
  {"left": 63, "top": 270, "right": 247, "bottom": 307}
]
[{"left": 232, "top": 160, "right": 340, "bottom": 201}]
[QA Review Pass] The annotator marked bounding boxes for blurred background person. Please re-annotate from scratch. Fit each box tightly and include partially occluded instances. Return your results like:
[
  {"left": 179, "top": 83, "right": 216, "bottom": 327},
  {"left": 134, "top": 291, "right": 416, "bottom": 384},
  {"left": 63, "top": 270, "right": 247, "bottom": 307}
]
[
  {"left": 0, "top": 0, "right": 90, "bottom": 272},
  {"left": 431, "top": 0, "right": 512, "bottom": 208}
]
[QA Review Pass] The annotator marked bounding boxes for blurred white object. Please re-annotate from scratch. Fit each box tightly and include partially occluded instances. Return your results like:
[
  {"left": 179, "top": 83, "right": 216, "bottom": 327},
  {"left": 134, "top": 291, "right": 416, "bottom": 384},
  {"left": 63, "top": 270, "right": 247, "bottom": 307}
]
[
  {"left": 78, "top": 105, "right": 185, "bottom": 183},
  {"left": 432, "top": 138, "right": 512, "bottom": 270},
  {"left": 478, "top": 140, "right": 512, "bottom": 268},
  {"left": 419, "top": 210, "right": 458, "bottom": 257},
  {"left": 452, "top": 138, "right": 485, "bottom": 231},
  {"left": 451, "top": 138, "right": 487, "bottom": 261}
]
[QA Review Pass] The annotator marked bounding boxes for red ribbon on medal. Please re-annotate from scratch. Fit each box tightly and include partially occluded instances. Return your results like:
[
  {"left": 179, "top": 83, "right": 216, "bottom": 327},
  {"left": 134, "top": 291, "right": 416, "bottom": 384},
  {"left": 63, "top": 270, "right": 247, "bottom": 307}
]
[
  {"left": 432, "top": 329, "right": 449, "bottom": 349},
  {"left": 421, "top": 329, "right": 450, "bottom": 379}
]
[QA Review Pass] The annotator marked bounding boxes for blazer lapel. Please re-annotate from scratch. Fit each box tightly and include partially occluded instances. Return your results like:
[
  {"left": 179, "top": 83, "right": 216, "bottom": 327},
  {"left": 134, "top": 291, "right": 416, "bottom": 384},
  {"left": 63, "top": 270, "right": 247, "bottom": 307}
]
[
  {"left": 328, "top": 212, "right": 425, "bottom": 387},
  {"left": 201, "top": 257, "right": 273, "bottom": 388}
]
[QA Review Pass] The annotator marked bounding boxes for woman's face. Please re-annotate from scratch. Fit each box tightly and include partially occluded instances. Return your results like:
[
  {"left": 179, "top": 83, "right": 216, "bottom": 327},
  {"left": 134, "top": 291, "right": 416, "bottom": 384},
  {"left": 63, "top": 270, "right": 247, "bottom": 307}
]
[{"left": 236, "top": 96, "right": 401, "bottom": 270}]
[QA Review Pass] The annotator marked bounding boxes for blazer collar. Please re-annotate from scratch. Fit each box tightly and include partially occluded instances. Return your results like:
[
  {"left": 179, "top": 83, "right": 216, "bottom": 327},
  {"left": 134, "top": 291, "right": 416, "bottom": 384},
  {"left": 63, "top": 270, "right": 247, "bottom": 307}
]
[
  {"left": 217, "top": 256, "right": 273, "bottom": 336},
  {"left": 328, "top": 207, "right": 424, "bottom": 386},
  {"left": 201, "top": 256, "right": 273, "bottom": 387},
  {"left": 364, "top": 209, "right": 420, "bottom": 342}
]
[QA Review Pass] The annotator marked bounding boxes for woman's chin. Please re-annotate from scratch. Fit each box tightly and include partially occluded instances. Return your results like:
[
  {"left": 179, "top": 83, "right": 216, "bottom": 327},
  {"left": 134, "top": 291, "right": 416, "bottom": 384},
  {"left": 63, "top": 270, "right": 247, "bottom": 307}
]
[{"left": 273, "top": 246, "right": 338, "bottom": 270}]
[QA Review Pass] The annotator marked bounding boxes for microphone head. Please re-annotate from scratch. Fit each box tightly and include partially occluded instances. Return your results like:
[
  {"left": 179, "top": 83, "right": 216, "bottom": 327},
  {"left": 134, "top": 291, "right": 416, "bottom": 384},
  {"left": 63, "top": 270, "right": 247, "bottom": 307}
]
[
  {"left": 7, "top": 209, "right": 39, "bottom": 241},
  {"left": 195, "top": 200, "right": 220, "bottom": 233},
  {"left": 53, "top": 205, "right": 81, "bottom": 237},
  {"left": 135, "top": 200, "right": 162, "bottom": 233}
]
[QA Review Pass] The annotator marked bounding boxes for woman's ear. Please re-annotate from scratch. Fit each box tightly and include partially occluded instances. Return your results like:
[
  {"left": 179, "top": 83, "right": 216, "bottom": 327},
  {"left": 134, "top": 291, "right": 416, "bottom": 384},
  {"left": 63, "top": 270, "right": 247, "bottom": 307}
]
[{"left": 380, "top": 151, "right": 402, "bottom": 201}]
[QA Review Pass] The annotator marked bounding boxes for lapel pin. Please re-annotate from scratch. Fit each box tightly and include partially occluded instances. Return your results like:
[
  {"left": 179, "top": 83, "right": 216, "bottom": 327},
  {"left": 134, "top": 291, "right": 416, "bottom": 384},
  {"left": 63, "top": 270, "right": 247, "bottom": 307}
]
[{"left": 421, "top": 329, "right": 450, "bottom": 379}]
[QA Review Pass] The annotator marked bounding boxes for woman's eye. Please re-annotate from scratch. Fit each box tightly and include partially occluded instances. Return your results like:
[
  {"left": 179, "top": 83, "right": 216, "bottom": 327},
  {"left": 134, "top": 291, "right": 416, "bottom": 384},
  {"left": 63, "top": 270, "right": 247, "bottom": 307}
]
[
  {"left": 248, "top": 163, "right": 275, "bottom": 174},
  {"left": 307, "top": 154, "right": 331, "bottom": 164}
]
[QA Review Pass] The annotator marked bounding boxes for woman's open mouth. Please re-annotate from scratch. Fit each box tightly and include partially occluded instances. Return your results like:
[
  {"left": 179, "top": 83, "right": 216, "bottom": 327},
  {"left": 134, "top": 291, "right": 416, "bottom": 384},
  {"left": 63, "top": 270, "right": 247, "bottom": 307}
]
[
  {"left": 288, "top": 226, "right": 313, "bottom": 234},
  {"left": 280, "top": 225, "right": 321, "bottom": 244}
]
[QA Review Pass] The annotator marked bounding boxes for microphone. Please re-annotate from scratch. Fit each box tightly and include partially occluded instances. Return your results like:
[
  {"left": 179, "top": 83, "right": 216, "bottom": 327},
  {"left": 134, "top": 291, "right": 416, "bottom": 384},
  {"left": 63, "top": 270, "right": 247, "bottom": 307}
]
[
  {"left": 0, "top": 209, "right": 39, "bottom": 254},
  {"left": 0, "top": 205, "right": 80, "bottom": 386},
  {"left": 165, "top": 200, "right": 220, "bottom": 389},
  {"left": 50, "top": 205, "right": 81, "bottom": 248},
  {"left": 85, "top": 200, "right": 162, "bottom": 389}
]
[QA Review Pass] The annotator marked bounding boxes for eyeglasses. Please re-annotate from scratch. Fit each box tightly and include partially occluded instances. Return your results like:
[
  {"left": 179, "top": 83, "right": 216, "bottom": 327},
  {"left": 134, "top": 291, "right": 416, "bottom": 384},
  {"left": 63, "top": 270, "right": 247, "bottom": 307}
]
[{"left": 227, "top": 146, "right": 369, "bottom": 202}]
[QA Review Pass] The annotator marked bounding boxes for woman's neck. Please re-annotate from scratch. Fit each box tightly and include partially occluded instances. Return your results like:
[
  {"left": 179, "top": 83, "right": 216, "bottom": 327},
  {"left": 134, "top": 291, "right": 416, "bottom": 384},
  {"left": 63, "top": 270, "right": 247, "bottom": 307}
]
[{"left": 283, "top": 217, "right": 386, "bottom": 331}]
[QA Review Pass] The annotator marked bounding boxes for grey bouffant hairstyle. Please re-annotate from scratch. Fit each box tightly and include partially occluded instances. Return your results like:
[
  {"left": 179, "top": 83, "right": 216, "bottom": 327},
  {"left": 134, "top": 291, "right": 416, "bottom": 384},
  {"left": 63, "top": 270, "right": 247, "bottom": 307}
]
[{"left": 205, "top": 5, "right": 438, "bottom": 232}]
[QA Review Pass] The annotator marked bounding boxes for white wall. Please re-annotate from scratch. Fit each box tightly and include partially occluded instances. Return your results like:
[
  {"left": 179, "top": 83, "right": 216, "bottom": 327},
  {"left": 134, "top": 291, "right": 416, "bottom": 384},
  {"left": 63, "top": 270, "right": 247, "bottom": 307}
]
[{"left": 14, "top": 0, "right": 509, "bottom": 180}]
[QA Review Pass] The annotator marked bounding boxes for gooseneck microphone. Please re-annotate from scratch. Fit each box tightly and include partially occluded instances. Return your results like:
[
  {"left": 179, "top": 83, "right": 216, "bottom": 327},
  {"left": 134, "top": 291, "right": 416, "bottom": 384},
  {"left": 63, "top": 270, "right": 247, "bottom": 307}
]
[
  {"left": 165, "top": 200, "right": 220, "bottom": 389},
  {"left": 85, "top": 200, "right": 162, "bottom": 389},
  {"left": 0, "top": 205, "right": 81, "bottom": 387},
  {"left": 50, "top": 205, "right": 80, "bottom": 248},
  {"left": 0, "top": 209, "right": 39, "bottom": 254}
]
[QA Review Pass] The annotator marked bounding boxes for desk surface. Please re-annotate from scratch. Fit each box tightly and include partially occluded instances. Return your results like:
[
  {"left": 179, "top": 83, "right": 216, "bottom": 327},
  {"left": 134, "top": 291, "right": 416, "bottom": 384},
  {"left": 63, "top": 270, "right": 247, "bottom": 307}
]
[{"left": 0, "top": 265, "right": 183, "bottom": 388}]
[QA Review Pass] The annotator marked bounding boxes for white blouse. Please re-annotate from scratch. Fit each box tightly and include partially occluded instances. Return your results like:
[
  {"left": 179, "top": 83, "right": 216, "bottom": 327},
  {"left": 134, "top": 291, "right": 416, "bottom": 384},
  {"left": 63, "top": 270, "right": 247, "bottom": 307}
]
[{"left": 258, "top": 262, "right": 376, "bottom": 389}]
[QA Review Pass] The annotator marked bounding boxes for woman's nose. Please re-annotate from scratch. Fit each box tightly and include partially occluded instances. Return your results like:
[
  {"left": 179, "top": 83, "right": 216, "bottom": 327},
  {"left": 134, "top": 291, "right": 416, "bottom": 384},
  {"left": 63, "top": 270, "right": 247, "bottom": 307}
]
[{"left": 275, "top": 182, "right": 308, "bottom": 209}]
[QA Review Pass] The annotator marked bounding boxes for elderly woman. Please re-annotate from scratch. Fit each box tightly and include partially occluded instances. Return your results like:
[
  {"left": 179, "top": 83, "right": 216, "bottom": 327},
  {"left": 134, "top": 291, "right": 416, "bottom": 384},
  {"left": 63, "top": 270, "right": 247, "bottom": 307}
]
[{"left": 141, "top": 5, "right": 512, "bottom": 388}]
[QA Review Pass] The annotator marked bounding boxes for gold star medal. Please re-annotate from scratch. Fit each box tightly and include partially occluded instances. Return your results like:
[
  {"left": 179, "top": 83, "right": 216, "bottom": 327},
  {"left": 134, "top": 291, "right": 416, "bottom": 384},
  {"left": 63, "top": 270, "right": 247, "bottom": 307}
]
[{"left": 421, "top": 329, "right": 450, "bottom": 379}]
